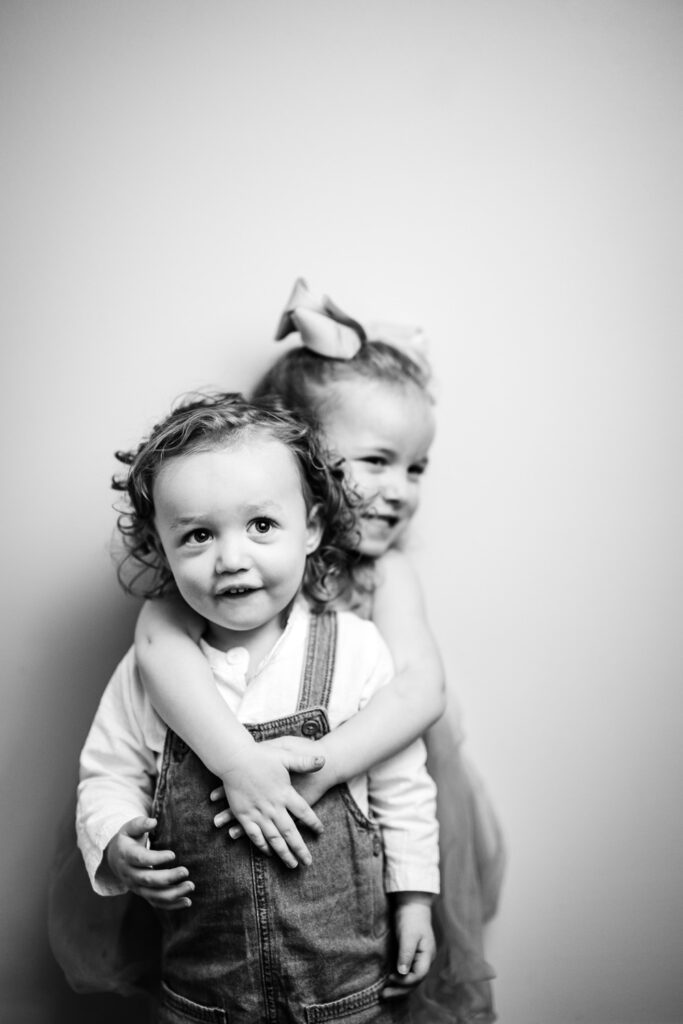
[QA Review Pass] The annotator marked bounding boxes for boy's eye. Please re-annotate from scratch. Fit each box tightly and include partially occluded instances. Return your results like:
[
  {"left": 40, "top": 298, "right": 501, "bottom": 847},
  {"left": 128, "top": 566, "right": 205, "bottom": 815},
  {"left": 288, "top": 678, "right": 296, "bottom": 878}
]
[
  {"left": 184, "top": 528, "right": 212, "bottom": 546},
  {"left": 249, "top": 518, "right": 275, "bottom": 535},
  {"left": 359, "top": 455, "right": 387, "bottom": 468},
  {"left": 409, "top": 463, "right": 427, "bottom": 478}
]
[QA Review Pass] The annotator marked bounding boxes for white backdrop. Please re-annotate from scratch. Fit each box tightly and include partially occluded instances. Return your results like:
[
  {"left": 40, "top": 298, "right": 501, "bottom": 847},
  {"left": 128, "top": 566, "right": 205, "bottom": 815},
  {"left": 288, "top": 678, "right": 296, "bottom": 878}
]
[{"left": 1, "top": 2, "right": 682, "bottom": 1022}]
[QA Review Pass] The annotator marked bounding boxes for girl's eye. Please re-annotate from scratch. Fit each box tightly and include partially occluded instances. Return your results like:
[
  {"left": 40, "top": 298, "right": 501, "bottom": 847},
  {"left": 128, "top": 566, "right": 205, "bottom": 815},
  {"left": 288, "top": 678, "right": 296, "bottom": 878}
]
[
  {"left": 184, "top": 528, "right": 212, "bottom": 546},
  {"left": 409, "top": 463, "right": 427, "bottom": 478},
  {"left": 360, "top": 455, "right": 387, "bottom": 468},
  {"left": 250, "top": 518, "right": 275, "bottom": 535}
]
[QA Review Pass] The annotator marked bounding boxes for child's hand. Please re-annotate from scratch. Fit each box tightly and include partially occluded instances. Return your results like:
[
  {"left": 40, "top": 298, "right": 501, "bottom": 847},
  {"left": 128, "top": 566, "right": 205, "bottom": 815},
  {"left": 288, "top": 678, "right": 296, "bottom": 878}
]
[
  {"left": 382, "top": 892, "right": 435, "bottom": 999},
  {"left": 209, "top": 738, "right": 326, "bottom": 869},
  {"left": 105, "top": 816, "right": 194, "bottom": 911},
  {"left": 288, "top": 758, "right": 335, "bottom": 809}
]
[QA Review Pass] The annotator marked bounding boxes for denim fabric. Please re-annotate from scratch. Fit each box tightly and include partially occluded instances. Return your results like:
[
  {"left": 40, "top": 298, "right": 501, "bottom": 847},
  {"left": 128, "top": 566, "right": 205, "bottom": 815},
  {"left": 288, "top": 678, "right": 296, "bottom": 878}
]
[{"left": 151, "top": 612, "right": 409, "bottom": 1024}]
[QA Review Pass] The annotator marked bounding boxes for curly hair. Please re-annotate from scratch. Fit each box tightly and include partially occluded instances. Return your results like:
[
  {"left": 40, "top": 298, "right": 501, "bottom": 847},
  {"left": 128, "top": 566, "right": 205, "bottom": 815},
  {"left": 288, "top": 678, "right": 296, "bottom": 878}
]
[
  {"left": 112, "top": 391, "right": 361, "bottom": 609},
  {"left": 251, "top": 340, "right": 432, "bottom": 424}
]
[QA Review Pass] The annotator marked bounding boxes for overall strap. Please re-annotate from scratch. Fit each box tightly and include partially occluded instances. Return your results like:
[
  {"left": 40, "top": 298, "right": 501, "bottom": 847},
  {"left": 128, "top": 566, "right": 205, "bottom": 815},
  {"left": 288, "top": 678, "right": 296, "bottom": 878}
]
[{"left": 296, "top": 611, "right": 338, "bottom": 712}]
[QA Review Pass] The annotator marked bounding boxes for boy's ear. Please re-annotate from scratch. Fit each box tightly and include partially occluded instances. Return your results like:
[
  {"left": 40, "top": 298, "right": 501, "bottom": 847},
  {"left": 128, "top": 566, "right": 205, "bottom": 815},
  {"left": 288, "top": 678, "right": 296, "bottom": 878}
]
[{"left": 305, "top": 504, "right": 324, "bottom": 554}]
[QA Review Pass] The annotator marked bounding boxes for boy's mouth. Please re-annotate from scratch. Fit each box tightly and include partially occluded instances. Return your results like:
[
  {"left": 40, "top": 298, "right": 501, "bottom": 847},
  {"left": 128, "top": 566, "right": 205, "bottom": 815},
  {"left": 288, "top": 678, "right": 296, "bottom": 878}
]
[{"left": 216, "top": 586, "right": 260, "bottom": 599}]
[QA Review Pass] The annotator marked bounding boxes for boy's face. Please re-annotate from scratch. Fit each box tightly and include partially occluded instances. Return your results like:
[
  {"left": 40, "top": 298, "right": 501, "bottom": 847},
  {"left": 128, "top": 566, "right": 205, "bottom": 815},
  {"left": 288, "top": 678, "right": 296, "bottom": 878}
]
[
  {"left": 320, "top": 379, "right": 435, "bottom": 558},
  {"left": 153, "top": 435, "right": 321, "bottom": 651}
]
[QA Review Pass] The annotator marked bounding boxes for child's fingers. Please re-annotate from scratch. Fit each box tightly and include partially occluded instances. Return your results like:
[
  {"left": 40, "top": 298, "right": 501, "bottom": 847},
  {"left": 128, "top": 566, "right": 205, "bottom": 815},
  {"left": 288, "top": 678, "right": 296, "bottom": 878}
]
[
  {"left": 137, "top": 878, "right": 195, "bottom": 909},
  {"left": 214, "top": 807, "right": 316, "bottom": 850},
  {"left": 395, "top": 935, "right": 418, "bottom": 980},
  {"left": 213, "top": 798, "right": 320, "bottom": 866},
  {"left": 266, "top": 808, "right": 317, "bottom": 868},
  {"left": 267, "top": 735, "right": 324, "bottom": 764},
  {"left": 387, "top": 933, "right": 434, "bottom": 991},
  {"left": 404, "top": 942, "right": 433, "bottom": 984},
  {"left": 239, "top": 823, "right": 273, "bottom": 859},
  {"left": 264, "top": 817, "right": 313, "bottom": 869},
  {"left": 381, "top": 964, "right": 423, "bottom": 999},
  {"left": 213, "top": 808, "right": 236, "bottom": 829},
  {"left": 209, "top": 785, "right": 226, "bottom": 803},
  {"left": 264, "top": 833, "right": 304, "bottom": 869},
  {"left": 132, "top": 865, "right": 191, "bottom": 890},
  {"left": 381, "top": 982, "right": 412, "bottom": 1000},
  {"left": 282, "top": 752, "right": 326, "bottom": 775},
  {"left": 124, "top": 844, "right": 176, "bottom": 870},
  {"left": 156, "top": 896, "right": 194, "bottom": 912},
  {"left": 286, "top": 791, "right": 324, "bottom": 836},
  {"left": 211, "top": 810, "right": 247, "bottom": 839},
  {"left": 122, "top": 815, "right": 157, "bottom": 839},
  {"left": 242, "top": 818, "right": 304, "bottom": 869}
]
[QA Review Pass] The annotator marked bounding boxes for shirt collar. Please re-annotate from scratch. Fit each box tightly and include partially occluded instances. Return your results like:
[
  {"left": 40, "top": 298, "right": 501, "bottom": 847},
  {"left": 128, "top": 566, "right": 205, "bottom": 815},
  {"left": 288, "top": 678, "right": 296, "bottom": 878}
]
[{"left": 199, "top": 598, "right": 308, "bottom": 682}]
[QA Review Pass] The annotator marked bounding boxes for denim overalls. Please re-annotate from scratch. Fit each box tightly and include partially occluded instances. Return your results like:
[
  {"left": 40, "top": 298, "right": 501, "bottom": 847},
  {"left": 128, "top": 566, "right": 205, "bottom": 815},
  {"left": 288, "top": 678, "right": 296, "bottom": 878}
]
[{"left": 151, "top": 612, "right": 411, "bottom": 1024}]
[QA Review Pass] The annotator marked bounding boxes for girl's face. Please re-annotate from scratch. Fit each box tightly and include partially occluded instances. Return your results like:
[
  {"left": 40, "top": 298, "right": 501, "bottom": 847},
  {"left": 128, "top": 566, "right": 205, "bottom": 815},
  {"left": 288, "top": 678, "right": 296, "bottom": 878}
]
[
  {"left": 153, "top": 435, "right": 322, "bottom": 652},
  {"left": 320, "top": 378, "right": 435, "bottom": 558}
]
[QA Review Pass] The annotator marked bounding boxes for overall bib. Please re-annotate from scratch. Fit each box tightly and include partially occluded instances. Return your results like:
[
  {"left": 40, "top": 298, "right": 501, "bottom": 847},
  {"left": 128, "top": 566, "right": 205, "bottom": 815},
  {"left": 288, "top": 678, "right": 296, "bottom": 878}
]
[{"left": 151, "top": 612, "right": 411, "bottom": 1024}]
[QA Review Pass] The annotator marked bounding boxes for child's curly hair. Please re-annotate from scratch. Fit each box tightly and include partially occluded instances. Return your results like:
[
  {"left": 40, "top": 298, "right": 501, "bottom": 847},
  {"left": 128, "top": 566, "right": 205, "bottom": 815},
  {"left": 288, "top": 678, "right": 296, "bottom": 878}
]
[{"left": 112, "top": 391, "right": 361, "bottom": 609}]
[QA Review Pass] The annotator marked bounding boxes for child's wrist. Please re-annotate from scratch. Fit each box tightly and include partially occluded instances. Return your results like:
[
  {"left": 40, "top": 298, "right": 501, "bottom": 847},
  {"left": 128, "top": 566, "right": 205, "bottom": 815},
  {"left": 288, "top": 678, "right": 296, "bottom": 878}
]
[
  {"left": 214, "top": 734, "right": 259, "bottom": 779},
  {"left": 392, "top": 890, "right": 434, "bottom": 907},
  {"left": 102, "top": 839, "right": 122, "bottom": 885},
  {"left": 310, "top": 739, "right": 339, "bottom": 787}
]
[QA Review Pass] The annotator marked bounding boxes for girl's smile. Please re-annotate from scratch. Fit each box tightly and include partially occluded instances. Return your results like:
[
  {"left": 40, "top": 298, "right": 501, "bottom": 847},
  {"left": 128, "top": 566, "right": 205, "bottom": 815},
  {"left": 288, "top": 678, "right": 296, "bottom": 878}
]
[{"left": 320, "top": 379, "right": 435, "bottom": 557}]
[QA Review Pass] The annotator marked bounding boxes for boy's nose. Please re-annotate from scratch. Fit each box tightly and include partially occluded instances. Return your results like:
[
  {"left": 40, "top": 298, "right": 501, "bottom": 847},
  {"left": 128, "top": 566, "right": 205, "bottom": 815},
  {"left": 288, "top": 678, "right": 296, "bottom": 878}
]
[{"left": 215, "top": 535, "right": 249, "bottom": 573}]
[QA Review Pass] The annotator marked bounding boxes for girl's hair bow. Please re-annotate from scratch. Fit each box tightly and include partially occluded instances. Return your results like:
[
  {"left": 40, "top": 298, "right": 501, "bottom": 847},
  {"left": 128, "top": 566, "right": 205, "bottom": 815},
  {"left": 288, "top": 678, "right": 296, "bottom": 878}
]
[
  {"left": 275, "top": 277, "right": 430, "bottom": 374},
  {"left": 275, "top": 277, "right": 366, "bottom": 360}
]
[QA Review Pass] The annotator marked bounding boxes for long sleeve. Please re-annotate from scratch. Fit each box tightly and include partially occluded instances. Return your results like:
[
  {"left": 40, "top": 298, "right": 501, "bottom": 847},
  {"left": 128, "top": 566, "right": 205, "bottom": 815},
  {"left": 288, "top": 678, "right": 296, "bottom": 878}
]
[
  {"left": 76, "top": 647, "right": 163, "bottom": 895},
  {"left": 330, "top": 614, "right": 440, "bottom": 896},
  {"left": 367, "top": 738, "right": 439, "bottom": 895}
]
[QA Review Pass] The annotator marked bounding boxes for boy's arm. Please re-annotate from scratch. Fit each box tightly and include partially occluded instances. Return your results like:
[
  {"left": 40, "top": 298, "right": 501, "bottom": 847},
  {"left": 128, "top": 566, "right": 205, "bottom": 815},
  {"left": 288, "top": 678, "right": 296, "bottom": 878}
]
[
  {"left": 300, "top": 549, "right": 446, "bottom": 795},
  {"left": 78, "top": 655, "right": 194, "bottom": 908},
  {"left": 135, "top": 598, "right": 326, "bottom": 868},
  {"left": 77, "top": 649, "right": 173, "bottom": 894}
]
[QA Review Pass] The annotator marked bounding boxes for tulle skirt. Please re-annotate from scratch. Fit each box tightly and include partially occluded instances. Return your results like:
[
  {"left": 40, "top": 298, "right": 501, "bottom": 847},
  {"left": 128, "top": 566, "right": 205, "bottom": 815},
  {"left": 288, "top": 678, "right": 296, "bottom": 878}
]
[{"left": 408, "top": 713, "right": 506, "bottom": 1023}]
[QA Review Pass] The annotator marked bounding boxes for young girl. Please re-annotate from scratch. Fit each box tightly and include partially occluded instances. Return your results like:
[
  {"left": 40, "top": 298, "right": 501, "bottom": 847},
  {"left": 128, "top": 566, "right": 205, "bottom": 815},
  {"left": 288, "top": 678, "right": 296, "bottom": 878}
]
[
  {"left": 136, "top": 281, "right": 504, "bottom": 1023},
  {"left": 77, "top": 392, "right": 440, "bottom": 1023}
]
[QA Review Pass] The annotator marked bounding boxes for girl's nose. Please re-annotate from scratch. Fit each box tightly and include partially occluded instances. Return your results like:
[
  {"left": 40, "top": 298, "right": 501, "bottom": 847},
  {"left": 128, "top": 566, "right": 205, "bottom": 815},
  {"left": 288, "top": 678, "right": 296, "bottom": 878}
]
[
  {"left": 215, "top": 534, "right": 249, "bottom": 573},
  {"left": 380, "top": 469, "right": 408, "bottom": 504}
]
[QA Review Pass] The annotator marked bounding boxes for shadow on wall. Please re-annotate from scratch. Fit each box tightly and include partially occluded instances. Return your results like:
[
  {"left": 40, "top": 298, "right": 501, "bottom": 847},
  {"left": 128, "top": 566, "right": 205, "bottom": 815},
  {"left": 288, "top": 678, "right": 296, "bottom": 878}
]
[{"left": 27, "top": 587, "right": 151, "bottom": 1024}]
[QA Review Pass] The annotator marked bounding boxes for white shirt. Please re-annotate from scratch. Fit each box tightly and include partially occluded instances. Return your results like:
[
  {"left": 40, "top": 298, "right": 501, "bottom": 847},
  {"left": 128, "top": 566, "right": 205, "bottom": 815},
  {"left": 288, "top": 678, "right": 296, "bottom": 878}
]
[{"left": 77, "top": 601, "right": 439, "bottom": 897}]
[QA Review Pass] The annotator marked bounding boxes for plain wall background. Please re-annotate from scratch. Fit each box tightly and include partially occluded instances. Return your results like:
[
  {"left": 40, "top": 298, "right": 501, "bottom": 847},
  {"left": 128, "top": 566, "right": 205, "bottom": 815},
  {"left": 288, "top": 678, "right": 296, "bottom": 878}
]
[{"left": 1, "top": 2, "right": 682, "bottom": 1022}]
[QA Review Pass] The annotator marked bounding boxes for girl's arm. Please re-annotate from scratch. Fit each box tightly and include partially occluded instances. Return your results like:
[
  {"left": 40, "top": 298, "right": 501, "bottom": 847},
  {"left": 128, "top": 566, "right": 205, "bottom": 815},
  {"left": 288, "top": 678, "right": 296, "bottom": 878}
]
[
  {"left": 294, "top": 549, "right": 446, "bottom": 799},
  {"left": 135, "top": 596, "right": 326, "bottom": 868}
]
